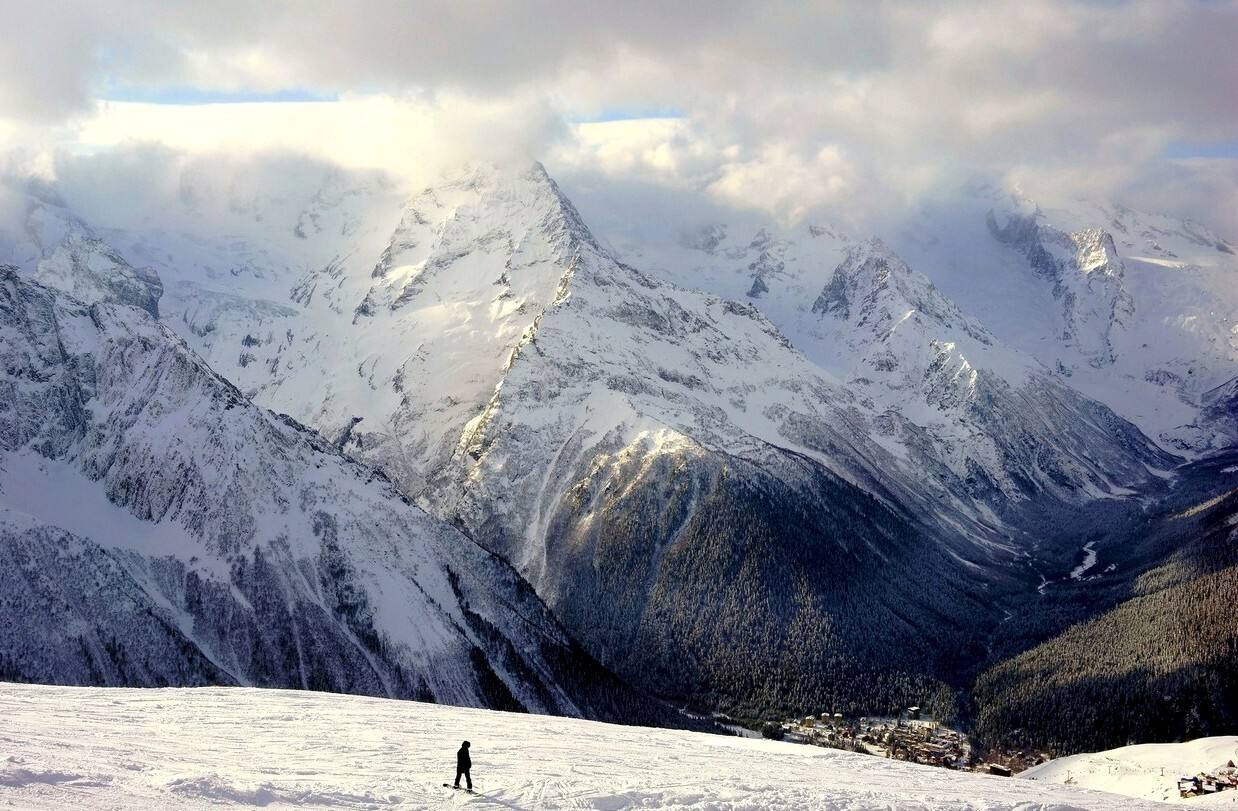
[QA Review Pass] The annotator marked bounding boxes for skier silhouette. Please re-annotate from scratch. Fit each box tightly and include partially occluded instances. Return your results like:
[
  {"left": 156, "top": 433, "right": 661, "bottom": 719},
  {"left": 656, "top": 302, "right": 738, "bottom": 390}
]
[{"left": 454, "top": 740, "right": 472, "bottom": 790}]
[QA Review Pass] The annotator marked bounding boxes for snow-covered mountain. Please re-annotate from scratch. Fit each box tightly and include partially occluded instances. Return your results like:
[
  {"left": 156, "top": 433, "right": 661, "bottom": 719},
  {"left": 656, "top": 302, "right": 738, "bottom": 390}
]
[
  {"left": 92, "top": 164, "right": 1000, "bottom": 712},
  {"left": 0, "top": 180, "right": 164, "bottom": 317},
  {"left": 617, "top": 218, "right": 1177, "bottom": 526},
  {"left": 0, "top": 160, "right": 1232, "bottom": 729},
  {"left": 0, "top": 682, "right": 1172, "bottom": 810},
  {"left": 984, "top": 209, "right": 1135, "bottom": 369},
  {"left": 894, "top": 189, "right": 1238, "bottom": 453},
  {"left": 0, "top": 267, "right": 675, "bottom": 725},
  {"left": 617, "top": 187, "right": 1236, "bottom": 458}
]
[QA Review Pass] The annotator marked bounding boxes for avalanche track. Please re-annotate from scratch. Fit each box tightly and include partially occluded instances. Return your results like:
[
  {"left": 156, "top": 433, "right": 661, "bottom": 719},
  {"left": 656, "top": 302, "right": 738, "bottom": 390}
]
[{"left": 0, "top": 683, "right": 1169, "bottom": 810}]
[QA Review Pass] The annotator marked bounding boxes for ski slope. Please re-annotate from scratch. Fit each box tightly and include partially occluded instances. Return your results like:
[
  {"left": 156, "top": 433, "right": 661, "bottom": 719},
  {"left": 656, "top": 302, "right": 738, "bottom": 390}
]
[
  {"left": 0, "top": 683, "right": 1168, "bottom": 810},
  {"left": 1022, "top": 737, "right": 1238, "bottom": 806}
]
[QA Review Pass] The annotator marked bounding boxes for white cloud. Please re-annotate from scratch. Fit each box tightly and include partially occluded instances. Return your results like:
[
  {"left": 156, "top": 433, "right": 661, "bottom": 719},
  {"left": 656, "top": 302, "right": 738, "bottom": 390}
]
[
  {"left": 706, "top": 144, "right": 858, "bottom": 227},
  {"left": 0, "top": 0, "right": 1234, "bottom": 234},
  {"left": 72, "top": 95, "right": 562, "bottom": 183}
]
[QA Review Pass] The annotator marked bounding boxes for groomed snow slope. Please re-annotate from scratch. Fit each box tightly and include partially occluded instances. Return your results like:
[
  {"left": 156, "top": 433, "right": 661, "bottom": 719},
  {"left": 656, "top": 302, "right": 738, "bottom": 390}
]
[
  {"left": 1022, "top": 737, "right": 1238, "bottom": 806},
  {"left": 0, "top": 683, "right": 1167, "bottom": 810}
]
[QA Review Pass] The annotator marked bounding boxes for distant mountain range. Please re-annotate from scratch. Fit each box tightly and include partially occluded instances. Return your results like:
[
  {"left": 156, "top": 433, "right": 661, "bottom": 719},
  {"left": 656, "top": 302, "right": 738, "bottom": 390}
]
[{"left": 1, "top": 162, "right": 1234, "bottom": 752}]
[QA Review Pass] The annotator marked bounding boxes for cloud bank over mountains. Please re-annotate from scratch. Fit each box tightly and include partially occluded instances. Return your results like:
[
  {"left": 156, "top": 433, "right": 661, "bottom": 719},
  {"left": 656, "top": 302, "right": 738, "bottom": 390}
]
[{"left": 1, "top": 0, "right": 1235, "bottom": 234}]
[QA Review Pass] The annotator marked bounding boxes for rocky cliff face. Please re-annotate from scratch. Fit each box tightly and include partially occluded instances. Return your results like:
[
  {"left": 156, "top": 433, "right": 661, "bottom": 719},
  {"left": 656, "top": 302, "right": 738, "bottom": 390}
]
[
  {"left": 804, "top": 239, "right": 1171, "bottom": 519},
  {"left": 627, "top": 221, "right": 1176, "bottom": 527},
  {"left": 1, "top": 181, "right": 162, "bottom": 318},
  {"left": 33, "top": 234, "right": 163, "bottom": 318},
  {"left": 986, "top": 209, "right": 1134, "bottom": 368},
  {"left": 886, "top": 188, "right": 1236, "bottom": 453}
]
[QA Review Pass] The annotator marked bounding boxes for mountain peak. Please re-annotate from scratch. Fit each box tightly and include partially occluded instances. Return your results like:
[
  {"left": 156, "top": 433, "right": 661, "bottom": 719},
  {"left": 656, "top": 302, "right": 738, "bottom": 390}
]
[
  {"left": 33, "top": 234, "right": 164, "bottom": 318},
  {"left": 987, "top": 206, "right": 1133, "bottom": 366},
  {"left": 813, "top": 238, "right": 991, "bottom": 345}
]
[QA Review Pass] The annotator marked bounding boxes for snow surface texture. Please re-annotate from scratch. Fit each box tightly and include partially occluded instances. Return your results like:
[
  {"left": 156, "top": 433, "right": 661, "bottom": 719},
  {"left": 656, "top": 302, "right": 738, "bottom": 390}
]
[
  {"left": 1022, "top": 736, "right": 1238, "bottom": 806},
  {"left": 0, "top": 682, "right": 1170, "bottom": 810}
]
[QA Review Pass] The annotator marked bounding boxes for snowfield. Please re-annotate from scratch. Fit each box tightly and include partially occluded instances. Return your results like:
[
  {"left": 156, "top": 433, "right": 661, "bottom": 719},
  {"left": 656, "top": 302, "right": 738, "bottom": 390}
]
[
  {"left": 0, "top": 684, "right": 1170, "bottom": 810},
  {"left": 1022, "top": 737, "right": 1238, "bottom": 806}
]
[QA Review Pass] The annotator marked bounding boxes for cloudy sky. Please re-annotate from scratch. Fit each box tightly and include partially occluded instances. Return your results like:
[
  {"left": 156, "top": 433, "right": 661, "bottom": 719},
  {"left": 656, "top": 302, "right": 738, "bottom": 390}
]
[{"left": 2, "top": 0, "right": 1236, "bottom": 234}]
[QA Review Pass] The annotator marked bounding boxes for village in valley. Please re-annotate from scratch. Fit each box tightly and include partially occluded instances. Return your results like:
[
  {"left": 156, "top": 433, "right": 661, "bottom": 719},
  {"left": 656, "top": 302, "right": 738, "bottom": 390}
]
[{"left": 765, "top": 707, "right": 1043, "bottom": 777}]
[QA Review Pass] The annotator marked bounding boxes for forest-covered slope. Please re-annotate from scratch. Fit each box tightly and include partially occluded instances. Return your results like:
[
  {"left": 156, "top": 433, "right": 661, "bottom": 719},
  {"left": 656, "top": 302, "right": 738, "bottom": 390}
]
[{"left": 974, "top": 454, "right": 1238, "bottom": 753}]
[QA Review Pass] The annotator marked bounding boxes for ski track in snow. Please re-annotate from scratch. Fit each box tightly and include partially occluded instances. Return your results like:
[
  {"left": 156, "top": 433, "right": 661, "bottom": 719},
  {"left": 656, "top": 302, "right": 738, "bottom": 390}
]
[{"left": 0, "top": 684, "right": 1171, "bottom": 810}]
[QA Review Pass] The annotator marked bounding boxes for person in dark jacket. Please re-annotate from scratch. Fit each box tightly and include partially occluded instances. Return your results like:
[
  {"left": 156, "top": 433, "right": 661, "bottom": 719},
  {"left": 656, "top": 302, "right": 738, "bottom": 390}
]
[{"left": 454, "top": 740, "right": 472, "bottom": 790}]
